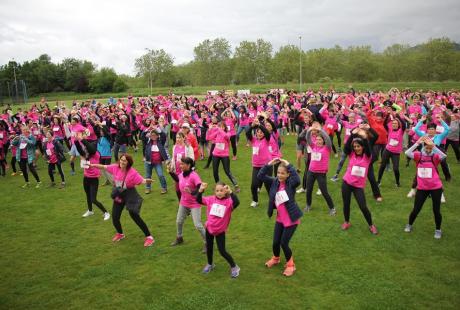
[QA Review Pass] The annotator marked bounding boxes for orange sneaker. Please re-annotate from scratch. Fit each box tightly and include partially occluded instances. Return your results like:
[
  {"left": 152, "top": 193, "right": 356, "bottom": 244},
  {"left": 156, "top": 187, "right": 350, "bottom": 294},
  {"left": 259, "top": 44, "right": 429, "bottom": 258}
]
[
  {"left": 283, "top": 257, "right": 296, "bottom": 277},
  {"left": 265, "top": 256, "right": 280, "bottom": 268}
]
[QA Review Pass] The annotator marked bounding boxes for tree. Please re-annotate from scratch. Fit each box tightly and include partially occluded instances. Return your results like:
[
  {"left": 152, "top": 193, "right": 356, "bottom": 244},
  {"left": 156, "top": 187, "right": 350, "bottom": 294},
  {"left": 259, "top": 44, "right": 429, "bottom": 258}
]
[
  {"left": 59, "top": 58, "right": 95, "bottom": 92},
  {"left": 135, "top": 49, "right": 174, "bottom": 90},
  {"left": 270, "top": 45, "right": 301, "bottom": 83},
  {"left": 89, "top": 67, "right": 126, "bottom": 93},
  {"left": 233, "top": 39, "right": 272, "bottom": 84},
  {"left": 193, "top": 38, "right": 233, "bottom": 85}
]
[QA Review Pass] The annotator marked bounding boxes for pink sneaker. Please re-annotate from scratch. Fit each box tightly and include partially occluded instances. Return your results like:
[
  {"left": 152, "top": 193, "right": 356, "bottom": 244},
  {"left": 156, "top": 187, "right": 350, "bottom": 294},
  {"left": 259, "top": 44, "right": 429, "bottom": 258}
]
[
  {"left": 144, "top": 236, "right": 155, "bottom": 247},
  {"left": 232, "top": 156, "right": 237, "bottom": 161},
  {"left": 369, "top": 225, "right": 379, "bottom": 235},
  {"left": 112, "top": 233, "right": 125, "bottom": 242},
  {"left": 341, "top": 222, "right": 351, "bottom": 230}
]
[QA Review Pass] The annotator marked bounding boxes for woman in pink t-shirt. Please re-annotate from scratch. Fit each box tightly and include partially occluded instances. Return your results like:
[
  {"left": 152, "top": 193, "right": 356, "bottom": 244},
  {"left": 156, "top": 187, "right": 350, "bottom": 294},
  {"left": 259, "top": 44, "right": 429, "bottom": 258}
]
[
  {"left": 170, "top": 132, "right": 195, "bottom": 200},
  {"left": 90, "top": 154, "right": 155, "bottom": 247},
  {"left": 197, "top": 182, "right": 240, "bottom": 277},
  {"left": 341, "top": 130, "right": 378, "bottom": 235},
  {"left": 168, "top": 157, "right": 206, "bottom": 251},
  {"left": 404, "top": 136, "right": 446, "bottom": 239}
]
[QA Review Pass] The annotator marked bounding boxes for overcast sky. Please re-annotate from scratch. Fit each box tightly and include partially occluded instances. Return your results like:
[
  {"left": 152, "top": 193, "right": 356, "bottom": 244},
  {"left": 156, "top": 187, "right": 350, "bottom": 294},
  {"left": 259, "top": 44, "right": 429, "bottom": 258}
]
[{"left": 1, "top": 0, "right": 459, "bottom": 75}]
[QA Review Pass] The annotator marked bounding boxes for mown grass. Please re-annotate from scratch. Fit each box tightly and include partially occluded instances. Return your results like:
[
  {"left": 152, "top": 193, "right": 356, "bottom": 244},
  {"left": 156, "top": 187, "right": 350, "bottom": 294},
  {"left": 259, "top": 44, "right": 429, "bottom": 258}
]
[
  {"left": 2, "top": 81, "right": 460, "bottom": 106},
  {"left": 0, "top": 135, "right": 459, "bottom": 309}
]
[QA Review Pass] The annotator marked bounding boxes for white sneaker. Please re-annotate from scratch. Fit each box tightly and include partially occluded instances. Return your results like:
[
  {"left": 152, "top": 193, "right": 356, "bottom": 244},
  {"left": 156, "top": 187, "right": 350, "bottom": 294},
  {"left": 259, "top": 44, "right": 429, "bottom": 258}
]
[
  {"left": 407, "top": 189, "right": 416, "bottom": 198},
  {"left": 441, "top": 193, "right": 446, "bottom": 203},
  {"left": 82, "top": 210, "right": 94, "bottom": 217},
  {"left": 103, "top": 212, "right": 111, "bottom": 221},
  {"left": 434, "top": 229, "right": 442, "bottom": 239},
  {"left": 296, "top": 188, "right": 306, "bottom": 194},
  {"left": 257, "top": 188, "right": 261, "bottom": 193},
  {"left": 316, "top": 189, "right": 322, "bottom": 196},
  {"left": 250, "top": 201, "right": 258, "bottom": 208},
  {"left": 404, "top": 224, "right": 412, "bottom": 233}
]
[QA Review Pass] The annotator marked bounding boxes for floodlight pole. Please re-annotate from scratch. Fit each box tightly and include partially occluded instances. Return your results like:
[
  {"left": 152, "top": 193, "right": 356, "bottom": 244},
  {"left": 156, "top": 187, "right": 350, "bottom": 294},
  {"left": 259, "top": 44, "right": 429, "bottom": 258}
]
[
  {"left": 145, "top": 48, "right": 152, "bottom": 95},
  {"left": 299, "top": 36, "right": 302, "bottom": 94},
  {"left": 12, "top": 58, "right": 19, "bottom": 103}
]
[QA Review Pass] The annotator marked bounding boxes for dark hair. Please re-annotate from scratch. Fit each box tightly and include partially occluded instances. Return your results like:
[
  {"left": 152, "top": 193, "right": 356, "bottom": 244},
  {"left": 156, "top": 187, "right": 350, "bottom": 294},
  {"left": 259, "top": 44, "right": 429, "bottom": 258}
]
[
  {"left": 180, "top": 157, "right": 195, "bottom": 170},
  {"left": 352, "top": 137, "right": 365, "bottom": 147},
  {"left": 119, "top": 154, "right": 134, "bottom": 169},
  {"left": 427, "top": 123, "right": 437, "bottom": 130}
]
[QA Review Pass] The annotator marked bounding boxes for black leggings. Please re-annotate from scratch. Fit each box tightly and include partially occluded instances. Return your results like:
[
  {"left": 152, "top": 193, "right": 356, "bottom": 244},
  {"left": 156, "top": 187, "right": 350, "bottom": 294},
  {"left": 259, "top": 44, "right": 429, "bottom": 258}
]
[
  {"left": 372, "top": 144, "right": 385, "bottom": 163},
  {"left": 305, "top": 171, "right": 334, "bottom": 209},
  {"left": 445, "top": 139, "right": 460, "bottom": 161},
  {"left": 377, "top": 149, "right": 400, "bottom": 185},
  {"left": 329, "top": 134, "right": 337, "bottom": 154},
  {"left": 341, "top": 181, "right": 373, "bottom": 225},
  {"left": 19, "top": 158, "right": 40, "bottom": 182},
  {"left": 11, "top": 156, "right": 17, "bottom": 173},
  {"left": 205, "top": 144, "right": 215, "bottom": 168},
  {"left": 230, "top": 135, "right": 237, "bottom": 156},
  {"left": 48, "top": 163, "right": 65, "bottom": 183},
  {"left": 112, "top": 201, "right": 151, "bottom": 236},
  {"left": 273, "top": 222, "right": 297, "bottom": 261},
  {"left": 302, "top": 154, "right": 312, "bottom": 189},
  {"left": 335, "top": 128, "right": 342, "bottom": 148},
  {"left": 206, "top": 229, "right": 236, "bottom": 267},
  {"left": 367, "top": 161, "right": 382, "bottom": 198},
  {"left": 251, "top": 166, "right": 271, "bottom": 202},
  {"left": 212, "top": 156, "right": 237, "bottom": 185},
  {"left": 0, "top": 159, "right": 5, "bottom": 176},
  {"left": 83, "top": 177, "right": 107, "bottom": 213},
  {"left": 409, "top": 188, "right": 443, "bottom": 230}
]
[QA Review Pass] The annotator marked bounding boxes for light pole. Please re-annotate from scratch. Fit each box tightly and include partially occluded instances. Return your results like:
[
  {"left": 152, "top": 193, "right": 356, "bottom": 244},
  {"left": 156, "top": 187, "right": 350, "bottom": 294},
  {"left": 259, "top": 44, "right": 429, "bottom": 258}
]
[
  {"left": 12, "top": 58, "right": 19, "bottom": 103},
  {"left": 299, "top": 36, "right": 302, "bottom": 93},
  {"left": 144, "top": 48, "right": 152, "bottom": 95}
]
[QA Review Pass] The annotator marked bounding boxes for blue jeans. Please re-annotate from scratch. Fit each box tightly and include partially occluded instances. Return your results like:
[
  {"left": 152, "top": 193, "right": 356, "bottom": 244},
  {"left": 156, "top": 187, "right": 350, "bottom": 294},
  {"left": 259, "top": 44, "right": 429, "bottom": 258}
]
[
  {"left": 236, "top": 125, "right": 249, "bottom": 142},
  {"left": 144, "top": 162, "right": 167, "bottom": 190}
]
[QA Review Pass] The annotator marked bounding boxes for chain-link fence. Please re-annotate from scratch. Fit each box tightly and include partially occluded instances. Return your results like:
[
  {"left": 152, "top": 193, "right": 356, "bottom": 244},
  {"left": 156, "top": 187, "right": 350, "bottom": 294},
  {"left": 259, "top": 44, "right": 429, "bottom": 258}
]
[{"left": 0, "top": 80, "right": 28, "bottom": 105}]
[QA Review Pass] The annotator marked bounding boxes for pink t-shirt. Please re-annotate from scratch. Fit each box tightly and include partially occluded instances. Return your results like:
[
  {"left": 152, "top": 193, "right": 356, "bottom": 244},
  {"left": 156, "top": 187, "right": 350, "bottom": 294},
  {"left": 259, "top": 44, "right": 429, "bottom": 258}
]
[
  {"left": 201, "top": 195, "right": 234, "bottom": 235},
  {"left": 106, "top": 164, "right": 144, "bottom": 189},
  {"left": 83, "top": 152, "right": 101, "bottom": 178},
  {"left": 276, "top": 182, "right": 300, "bottom": 227},
  {"left": 343, "top": 153, "right": 371, "bottom": 188},
  {"left": 212, "top": 129, "right": 230, "bottom": 157},
  {"left": 46, "top": 141, "right": 58, "bottom": 164},
  {"left": 173, "top": 144, "right": 186, "bottom": 174},
  {"left": 51, "top": 124, "right": 65, "bottom": 139},
  {"left": 224, "top": 118, "right": 236, "bottom": 136},
  {"left": 269, "top": 133, "right": 282, "bottom": 159},
  {"left": 308, "top": 145, "right": 330, "bottom": 173},
  {"left": 386, "top": 128, "right": 404, "bottom": 154},
  {"left": 251, "top": 137, "right": 271, "bottom": 167},
  {"left": 178, "top": 171, "right": 202, "bottom": 208},
  {"left": 414, "top": 152, "right": 443, "bottom": 190}
]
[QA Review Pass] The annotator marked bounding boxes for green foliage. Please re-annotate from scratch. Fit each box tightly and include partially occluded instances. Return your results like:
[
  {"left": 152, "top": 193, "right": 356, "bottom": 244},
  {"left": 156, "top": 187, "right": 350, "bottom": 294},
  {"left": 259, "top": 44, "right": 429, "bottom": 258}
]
[
  {"left": 135, "top": 49, "right": 175, "bottom": 89},
  {"left": 89, "top": 67, "right": 125, "bottom": 93},
  {"left": 192, "top": 38, "right": 233, "bottom": 85},
  {"left": 233, "top": 39, "right": 273, "bottom": 84}
]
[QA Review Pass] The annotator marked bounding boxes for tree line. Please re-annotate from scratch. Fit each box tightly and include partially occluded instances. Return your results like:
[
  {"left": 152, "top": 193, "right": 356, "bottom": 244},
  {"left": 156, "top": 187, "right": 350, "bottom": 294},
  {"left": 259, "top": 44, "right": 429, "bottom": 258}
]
[{"left": 1, "top": 37, "right": 459, "bottom": 97}]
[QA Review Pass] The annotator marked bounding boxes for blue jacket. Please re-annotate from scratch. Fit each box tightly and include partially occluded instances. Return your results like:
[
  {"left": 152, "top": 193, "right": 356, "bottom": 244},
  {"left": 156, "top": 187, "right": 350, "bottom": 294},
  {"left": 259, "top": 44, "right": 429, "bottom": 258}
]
[
  {"left": 13, "top": 134, "right": 36, "bottom": 164},
  {"left": 414, "top": 120, "right": 450, "bottom": 146},
  {"left": 257, "top": 163, "right": 303, "bottom": 222},
  {"left": 97, "top": 136, "right": 112, "bottom": 158},
  {"left": 143, "top": 138, "right": 169, "bottom": 164}
]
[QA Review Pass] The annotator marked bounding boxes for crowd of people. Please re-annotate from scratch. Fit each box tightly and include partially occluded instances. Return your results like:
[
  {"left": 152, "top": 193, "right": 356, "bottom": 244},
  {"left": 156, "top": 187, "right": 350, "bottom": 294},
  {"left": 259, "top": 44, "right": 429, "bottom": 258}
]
[{"left": 0, "top": 87, "right": 459, "bottom": 278}]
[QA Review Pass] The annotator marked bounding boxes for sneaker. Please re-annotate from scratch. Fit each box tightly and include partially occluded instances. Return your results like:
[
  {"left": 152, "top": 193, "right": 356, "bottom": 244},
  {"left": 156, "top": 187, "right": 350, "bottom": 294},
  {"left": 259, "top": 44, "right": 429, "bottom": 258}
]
[
  {"left": 82, "top": 210, "right": 94, "bottom": 217},
  {"left": 21, "top": 182, "right": 30, "bottom": 188},
  {"left": 112, "top": 233, "right": 125, "bottom": 242},
  {"left": 35, "top": 182, "right": 42, "bottom": 188},
  {"left": 234, "top": 185, "right": 241, "bottom": 193},
  {"left": 369, "top": 225, "right": 379, "bottom": 235},
  {"left": 202, "top": 263, "right": 215, "bottom": 274},
  {"left": 330, "top": 175, "right": 339, "bottom": 182},
  {"left": 407, "top": 189, "right": 416, "bottom": 198},
  {"left": 296, "top": 188, "right": 306, "bottom": 194},
  {"left": 395, "top": 183, "right": 401, "bottom": 188},
  {"left": 171, "top": 236, "right": 184, "bottom": 246},
  {"left": 341, "top": 222, "right": 351, "bottom": 230},
  {"left": 70, "top": 170, "right": 75, "bottom": 176},
  {"left": 145, "top": 189, "right": 151, "bottom": 194},
  {"left": 232, "top": 156, "right": 237, "bottom": 161},
  {"left": 11, "top": 172, "right": 17, "bottom": 176},
  {"left": 144, "top": 236, "right": 155, "bottom": 247},
  {"left": 59, "top": 182, "right": 66, "bottom": 189},
  {"left": 231, "top": 265, "right": 240, "bottom": 278},
  {"left": 103, "top": 212, "right": 110, "bottom": 221},
  {"left": 160, "top": 188, "right": 167, "bottom": 194},
  {"left": 441, "top": 194, "right": 446, "bottom": 203},
  {"left": 329, "top": 208, "right": 337, "bottom": 216},
  {"left": 404, "top": 224, "right": 412, "bottom": 233},
  {"left": 250, "top": 201, "right": 258, "bottom": 208},
  {"left": 265, "top": 256, "right": 280, "bottom": 268},
  {"left": 283, "top": 258, "right": 296, "bottom": 277},
  {"left": 303, "top": 205, "right": 311, "bottom": 213},
  {"left": 434, "top": 229, "right": 442, "bottom": 239},
  {"left": 316, "top": 189, "right": 322, "bottom": 196}
]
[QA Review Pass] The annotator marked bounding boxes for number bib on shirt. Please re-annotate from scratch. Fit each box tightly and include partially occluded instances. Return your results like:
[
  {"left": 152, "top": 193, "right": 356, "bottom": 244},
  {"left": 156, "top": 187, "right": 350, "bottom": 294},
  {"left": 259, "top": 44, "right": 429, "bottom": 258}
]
[
  {"left": 19, "top": 142, "right": 27, "bottom": 149},
  {"left": 151, "top": 144, "right": 159, "bottom": 152},
  {"left": 210, "top": 203, "right": 226, "bottom": 218},
  {"left": 80, "top": 159, "right": 90, "bottom": 169},
  {"left": 345, "top": 129, "right": 351, "bottom": 136},
  {"left": 389, "top": 138, "right": 399, "bottom": 146},
  {"left": 216, "top": 143, "right": 225, "bottom": 151},
  {"left": 275, "top": 190, "right": 289, "bottom": 207},
  {"left": 351, "top": 166, "right": 366, "bottom": 177},
  {"left": 436, "top": 125, "right": 445, "bottom": 133},
  {"left": 33, "top": 130, "right": 39, "bottom": 135},
  {"left": 417, "top": 167, "right": 432, "bottom": 178},
  {"left": 327, "top": 124, "right": 334, "bottom": 129},
  {"left": 53, "top": 127, "right": 59, "bottom": 132},
  {"left": 46, "top": 149, "right": 52, "bottom": 156},
  {"left": 0, "top": 133, "right": 3, "bottom": 139},
  {"left": 227, "top": 126, "right": 231, "bottom": 131},
  {"left": 311, "top": 152, "right": 322, "bottom": 161},
  {"left": 176, "top": 153, "right": 183, "bottom": 161},
  {"left": 252, "top": 146, "right": 259, "bottom": 155},
  {"left": 268, "top": 146, "right": 273, "bottom": 153}
]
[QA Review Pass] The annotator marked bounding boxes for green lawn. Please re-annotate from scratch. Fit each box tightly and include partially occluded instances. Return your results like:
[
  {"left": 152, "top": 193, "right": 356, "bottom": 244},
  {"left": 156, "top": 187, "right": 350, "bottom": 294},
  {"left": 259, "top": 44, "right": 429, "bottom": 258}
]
[{"left": 0, "top": 135, "right": 459, "bottom": 309}]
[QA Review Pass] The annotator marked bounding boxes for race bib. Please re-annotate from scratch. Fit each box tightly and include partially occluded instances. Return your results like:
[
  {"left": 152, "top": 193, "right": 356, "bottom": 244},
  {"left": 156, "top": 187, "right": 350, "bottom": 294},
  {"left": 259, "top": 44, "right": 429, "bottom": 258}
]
[
  {"left": 53, "top": 127, "right": 59, "bottom": 132},
  {"left": 417, "top": 167, "right": 432, "bottom": 179},
  {"left": 227, "top": 126, "right": 231, "bottom": 131},
  {"left": 80, "top": 159, "right": 90, "bottom": 169},
  {"left": 101, "top": 121, "right": 106, "bottom": 126},
  {"left": 345, "top": 129, "right": 351, "bottom": 136},
  {"left": 275, "top": 190, "right": 289, "bottom": 207},
  {"left": 33, "top": 130, "right": 39, "bottom": 135},
  {"left": 351, "top": 166, "right": 366, "bottom": 177},
  {"left": 210, "top": 203, "right": 226, "bottom": 218},
  {"left": 436, "top": 125, "right": 445, "bottom": 133},
  {"left": 0, "top": 133, "right": 3, "bottom": 139},
  {"left": 176, "top": 153, "right": 183, "bottom": 160},
  {"left": 216, "top": 143, "right": 225, "bottom": 151},
  {"left": 327, "top": 124, "right": 334, "bottom": 129},
  {"left": 19, "top": 142, "right": 27, "bottom": 149},
  {"left": 252, "top": 146, "right": 259, "bottom": 155},
  {"left": 311, "top": 152, "right": 322, "bottom": 161},
  {"left": 268, "top": 146, "right": 273, "bottom": 153},
  {"left": 151, "top": 144, "right": 159, "bottom": 152},
  {"left": 46, "top": 149, "right": 52, "bottom": 156},
  {"left": 389, "top": 139, "right": 399, "bottom": 146}
]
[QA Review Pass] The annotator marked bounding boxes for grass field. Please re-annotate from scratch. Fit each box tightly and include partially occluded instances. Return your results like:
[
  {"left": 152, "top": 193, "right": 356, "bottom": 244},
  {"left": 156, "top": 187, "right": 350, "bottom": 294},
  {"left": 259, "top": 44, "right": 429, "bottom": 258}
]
[{"left": 1, "top": 135, "right": 459, "bottom": 309}]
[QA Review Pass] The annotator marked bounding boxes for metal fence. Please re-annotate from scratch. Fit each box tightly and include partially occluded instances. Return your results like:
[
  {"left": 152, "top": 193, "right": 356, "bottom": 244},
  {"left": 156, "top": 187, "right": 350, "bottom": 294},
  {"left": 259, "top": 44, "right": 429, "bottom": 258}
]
[{"left": 0, "top": 80, "right": 28, "bottom": 105}]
